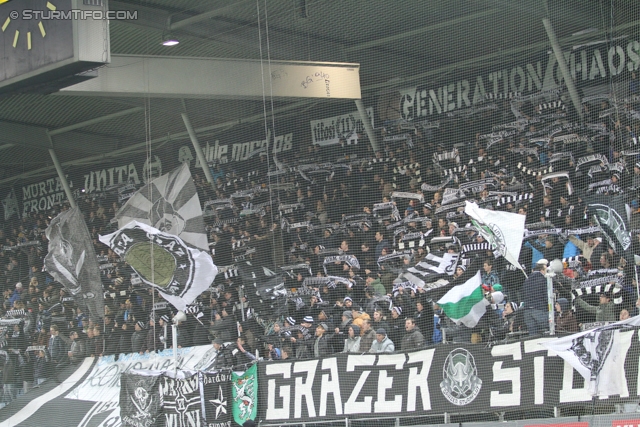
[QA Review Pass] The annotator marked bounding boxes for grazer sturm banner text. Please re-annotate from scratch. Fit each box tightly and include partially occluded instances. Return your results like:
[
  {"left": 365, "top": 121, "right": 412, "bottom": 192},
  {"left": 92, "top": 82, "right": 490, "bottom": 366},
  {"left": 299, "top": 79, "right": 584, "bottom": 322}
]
[{"left": 259, "top": 334, "right": 640, "bottom": 423}]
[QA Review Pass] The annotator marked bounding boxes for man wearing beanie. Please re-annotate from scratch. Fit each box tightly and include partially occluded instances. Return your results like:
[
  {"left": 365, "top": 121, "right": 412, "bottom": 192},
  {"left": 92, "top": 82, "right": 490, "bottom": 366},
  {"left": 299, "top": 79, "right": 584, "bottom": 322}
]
[{"left": 370, "top": 328, "right": 395, "bottom": 353}]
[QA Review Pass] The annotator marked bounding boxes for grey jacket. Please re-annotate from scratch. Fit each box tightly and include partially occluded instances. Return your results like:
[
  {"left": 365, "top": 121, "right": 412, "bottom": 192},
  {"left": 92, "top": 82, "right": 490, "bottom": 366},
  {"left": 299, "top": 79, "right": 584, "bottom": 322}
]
[
  {"left": 369, "top": 336, "right": 395, "bottom": 353},
  {"left": 401, "top": 328, "right": 425, "bottom": 351},
  {"left": 575, "top": 298, "right": 616, "bottom": 322}
]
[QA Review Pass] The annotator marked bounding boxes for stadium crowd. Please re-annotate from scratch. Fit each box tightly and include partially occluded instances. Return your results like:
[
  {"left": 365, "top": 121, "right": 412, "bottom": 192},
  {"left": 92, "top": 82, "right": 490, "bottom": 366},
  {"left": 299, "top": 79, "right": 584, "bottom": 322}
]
[{"left": 2, "top": 79, "right": 640, "bottom": 405}]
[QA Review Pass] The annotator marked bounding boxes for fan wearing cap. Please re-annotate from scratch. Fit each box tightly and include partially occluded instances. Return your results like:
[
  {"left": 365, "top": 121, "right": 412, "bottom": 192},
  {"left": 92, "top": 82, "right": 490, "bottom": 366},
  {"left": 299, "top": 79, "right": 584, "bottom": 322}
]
[
  {"left": 575, "top": 290, "right": 617, "bottom": 322},
  {"left": 313, "top": 322, "right": 335, "bottom": 358},
  {"left": 369, "top": 328, "right": 395, "bottom": 353},
  {"left": 522, "top": 259, "right": 550, "bottom": 336},
  {"left": 131, "top": 321, "right": 148, "bottom": 354}
]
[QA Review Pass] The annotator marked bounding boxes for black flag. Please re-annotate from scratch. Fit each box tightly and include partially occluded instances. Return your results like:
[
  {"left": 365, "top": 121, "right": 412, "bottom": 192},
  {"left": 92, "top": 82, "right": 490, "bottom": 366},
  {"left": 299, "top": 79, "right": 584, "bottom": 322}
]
[
  {"left": 199, "top": 371, "right": 232, "bottom": 426},
  {"left": 119, "top": 373, "right": 162, "bottom": 427}
]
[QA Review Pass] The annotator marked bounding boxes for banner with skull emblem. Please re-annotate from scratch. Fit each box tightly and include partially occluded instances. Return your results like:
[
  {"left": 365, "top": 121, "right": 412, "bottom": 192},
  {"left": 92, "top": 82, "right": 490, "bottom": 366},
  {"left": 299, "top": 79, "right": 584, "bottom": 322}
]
[{"left": 120, "top": 373, "right": 161, "bottom": 427}]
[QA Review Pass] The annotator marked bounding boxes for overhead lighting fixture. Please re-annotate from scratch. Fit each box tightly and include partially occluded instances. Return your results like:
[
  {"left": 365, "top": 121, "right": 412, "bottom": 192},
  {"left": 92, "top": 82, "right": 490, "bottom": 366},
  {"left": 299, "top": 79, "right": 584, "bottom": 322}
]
[{"left": 161, "top": 32, "right": 179, "bottom": 46}]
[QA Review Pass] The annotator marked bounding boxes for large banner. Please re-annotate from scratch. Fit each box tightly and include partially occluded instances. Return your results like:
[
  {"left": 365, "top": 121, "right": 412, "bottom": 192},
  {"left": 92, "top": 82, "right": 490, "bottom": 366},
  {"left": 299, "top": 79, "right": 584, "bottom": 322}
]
[
  {"left": 310, "top": 107, "right": 374, "bottom": 146},
  {"left": 259, "top": 334, "right": 640, "bottom": 423},
  {"left": 398, "top": 39, "right": 640, "bottom": 120}
]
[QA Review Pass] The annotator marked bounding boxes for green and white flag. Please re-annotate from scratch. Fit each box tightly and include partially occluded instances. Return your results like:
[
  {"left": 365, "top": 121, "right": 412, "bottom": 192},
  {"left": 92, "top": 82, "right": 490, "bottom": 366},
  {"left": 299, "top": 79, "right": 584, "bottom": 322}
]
[
  {"left": 437, "top": 271, "right": 489, "bottom": 328},
  {"left": 464, "top": 201, "right": 525, "bottom": 271},
  {"left": 231, "top": 364, "right": 258, "bottom": 426}
]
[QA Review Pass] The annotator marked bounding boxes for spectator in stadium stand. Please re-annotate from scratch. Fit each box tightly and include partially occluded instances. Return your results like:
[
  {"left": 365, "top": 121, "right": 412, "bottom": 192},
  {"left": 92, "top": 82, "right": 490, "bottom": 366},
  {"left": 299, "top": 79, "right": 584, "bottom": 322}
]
[
  {"left": 47, "top": 324, "right": 68, "bottom": 368},
  {"left": 575, "top": 291, "right": 617, "bottom": 322},
  {"left": 387, "top": 306, "right": 404, "bottom": 347},
  {"left": 360, "top": 319, "right": 376, "bottom": 351},
  {"left": 131, "top": 321, "right": 147, "bottom": 354},
  {"left": 568, "top": 234, "right": 603, "bottom": 264},
  {"left": 401, "top": 317, "right": 425, "bottom": 351},
  {"left": 620, "top": 308, "right": 631, "bottom": 320},
  {"left": 481, "top": 259, "right": 500, "bottom": 288},
  {"left": 342, "top": 324, "right": 361, "bottom": 353},
  {"left": 554, "top": 298, "right": 579, "bottom": 333},
  {"left": 522, "top": 259, "right": 550, "bottom": 336},
  {"left": 370, "top": 328, "right": 395, "bottom": 353},
  {"left": 67, "top": 330, "right": 86, "bottom": 364},
  {"left": 313, "top": 322, "right": 334, "bottom": 357},
  {"left": 212, "top": 338, "right": 232, "bottom": 370},
  {"left": 92, "top": 326, "right": 104, "bottom": 356},
  {"left": 34, "top": 349, "right": 50, "bottom": 386}
]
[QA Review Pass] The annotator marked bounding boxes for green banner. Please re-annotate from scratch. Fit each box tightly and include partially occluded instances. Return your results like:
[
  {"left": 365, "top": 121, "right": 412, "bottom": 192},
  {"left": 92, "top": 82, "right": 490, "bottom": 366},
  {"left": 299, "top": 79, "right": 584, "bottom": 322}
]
[{"left": 232, "top": 364, "right": 258, "bottom": 426}]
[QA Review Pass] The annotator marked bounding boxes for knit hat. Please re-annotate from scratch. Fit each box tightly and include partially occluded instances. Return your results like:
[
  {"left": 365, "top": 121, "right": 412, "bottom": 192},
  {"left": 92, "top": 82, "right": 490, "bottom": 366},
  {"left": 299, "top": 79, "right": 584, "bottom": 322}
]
[
  {"left": 423, "top": 203, "right": 432, "bottom": 210},
  {"left": 136, "top": 321, "right": 146, "bottom": 330},
  {"left": 342, "top": 310, "right": 353, "bottom": 319},
  {"left": 318, "top": 322, "right": 329, "bottom": 331},
  {"left": 349, "top": 324, "right": 361, "bottom": 336},
  {"left": 376, "top": 328, "right": 387, "bottom": 335},
  {"left": 286, "top": 316, "right": 296, "bottom": 325},
  {"left": 213, "top": 338, "right": 224, "bottom": 345},
  {"left": 457, "top": 265, "right": 467, "bottom": 272},
  {"left": 492, "top": 284, "right": 503, "bottom": 292},
  {"left": 491, "top": 291, "right": 504, "bottom": 304},
  {"left": 343, "top": 296, "right": 353, "bottom": 303},
  {"left": 160, "top": 315, "right": 170, "bottom": 323},
  {"left": 556, "top": 298, "right": 570, "bottom": 312},
  {"left": 507, "top": 301, "right": 519, "bottom": 312},
  {"left": 392, "top": 306, "right": 402, "bottom": 315},
  {"left": 15, "top": 282, "right": 22, "bottom": 289},
  {"left": 302, "top": 316, "right": 314, "bottom": 324},
  {"left": 243, "top": 420, "right": 257, "bottom": 427}
]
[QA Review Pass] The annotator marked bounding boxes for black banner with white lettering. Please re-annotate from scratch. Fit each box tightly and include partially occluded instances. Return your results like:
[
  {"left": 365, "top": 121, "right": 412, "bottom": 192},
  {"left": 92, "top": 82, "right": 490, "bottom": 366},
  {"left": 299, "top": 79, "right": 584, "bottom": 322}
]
[
  {"left": 258, "top": 334, "right": 640, "bottom": 423},
  {"left": 159, "top": 374, "right": 204, "bottom": 427},
  {"left": 199, "top": 371, "right": 232, "bottom": 427}
]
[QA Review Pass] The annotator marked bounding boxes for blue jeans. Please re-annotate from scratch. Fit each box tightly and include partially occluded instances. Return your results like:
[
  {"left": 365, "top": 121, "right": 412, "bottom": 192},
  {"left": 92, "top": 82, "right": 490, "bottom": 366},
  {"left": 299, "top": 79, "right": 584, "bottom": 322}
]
[{"left": 524, "top": 308, "right": 549, "bottom": 336}]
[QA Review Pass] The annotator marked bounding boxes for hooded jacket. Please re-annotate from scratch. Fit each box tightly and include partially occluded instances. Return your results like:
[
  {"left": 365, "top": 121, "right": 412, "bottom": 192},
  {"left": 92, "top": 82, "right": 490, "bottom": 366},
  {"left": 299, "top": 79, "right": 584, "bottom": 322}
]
[
  {"left": 342, "top": 324, "right": 361, "bottom": 353},
  {"left": 401, "top": 327, "right": 425, "bottom": 351},
  {"left": 369, "top": 334, "right": 395, "bottom": 353}
]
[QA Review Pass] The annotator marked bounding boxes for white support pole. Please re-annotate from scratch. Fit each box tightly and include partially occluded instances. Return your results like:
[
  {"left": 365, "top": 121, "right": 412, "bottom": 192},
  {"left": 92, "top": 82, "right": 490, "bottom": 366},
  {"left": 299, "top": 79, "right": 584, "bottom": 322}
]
[
  {"left": 181, "top": 112, "right": 215, "bottom": 185},
  {"left": 355, "top": 99, "right": 379, "bottom": 152},
  {"left": 546, "top": 274, "right": 555, "bottom": 335},
  {"left": 47, "top": 140, "right": 77, "bottom": 209},
  {"left": 542, "top": 18, "right": 584, "bottom": 122}
]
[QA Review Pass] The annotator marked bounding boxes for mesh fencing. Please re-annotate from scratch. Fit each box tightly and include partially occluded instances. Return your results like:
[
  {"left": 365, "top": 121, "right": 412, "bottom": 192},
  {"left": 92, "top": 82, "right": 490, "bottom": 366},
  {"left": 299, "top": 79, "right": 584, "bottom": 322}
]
[{"left": 1, "top": 0, "right": 640, "bottom": 426}]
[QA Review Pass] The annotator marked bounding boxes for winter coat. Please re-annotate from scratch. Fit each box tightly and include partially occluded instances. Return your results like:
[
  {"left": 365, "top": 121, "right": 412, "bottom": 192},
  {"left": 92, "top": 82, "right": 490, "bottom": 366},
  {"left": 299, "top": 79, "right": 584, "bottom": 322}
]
[
  {"left": 34, "top": 355, "right": 49, "bottom": 380},
  {"left": 131, "top": 330, "right": 147, "bottom": 353},
  {"left": 313, "top": 334, "right": 334, "bottom": 358},
  {"left": 575, "top": 298, "right": 616, "bottom": 322},
  {"left": 360, "top": 329, "right": 376, "bottom": 353},
  {"left": 555, "top": 310, "right": 580, "bottom": 333},
  {"left": 369, "top": 336, "right": 395, "bottom": 353},
  {"left": 400, "top": 328, "right": 425, "bottom": 351},
  {"left": 342, "top": 336, "right": 361, "bottom": 353}
]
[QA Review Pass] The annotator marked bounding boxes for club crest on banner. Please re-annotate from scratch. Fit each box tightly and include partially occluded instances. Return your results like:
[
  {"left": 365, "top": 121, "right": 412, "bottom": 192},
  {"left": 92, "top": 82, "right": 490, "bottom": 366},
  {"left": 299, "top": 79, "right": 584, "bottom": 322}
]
[
  {"left": 109, "top": 224, "right": 195, "bottom": 296},
  {"left": 440, "top": 348, "right": 482, "bottom": 406},
  {"left": 232, "top": 365, "right": 258, "bottom": 425}
]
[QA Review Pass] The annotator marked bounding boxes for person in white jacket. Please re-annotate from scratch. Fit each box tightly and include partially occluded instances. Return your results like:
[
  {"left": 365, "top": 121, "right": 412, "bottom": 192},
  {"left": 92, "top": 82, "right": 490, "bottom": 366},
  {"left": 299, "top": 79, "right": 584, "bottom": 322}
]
[
  {"left": 369, "top": 328, "right": 395, "bottom": 353},
  {"left": 342, "top": 324, "right": 361, "bottom": 353}
]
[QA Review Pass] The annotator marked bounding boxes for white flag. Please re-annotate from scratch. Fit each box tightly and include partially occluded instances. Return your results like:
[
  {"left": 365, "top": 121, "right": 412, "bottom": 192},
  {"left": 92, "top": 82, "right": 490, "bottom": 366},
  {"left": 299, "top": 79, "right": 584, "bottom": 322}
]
[
  {"left": 99, "top": 221, "right": 218, "bottom": 312},
  {"left": 2, "top": 188, "right": 19, "bottom": 220},
  {"left": 113, "top": 163, "right": 208, "bottom": 251},
  {"left": 437, "top": 271, "right": 489, "bottom": 328},
  {"left": 464, "top": 201, "right": 525, "bottom": 270},
  {"left": 542, "top": 315, "right": 640, "bottom": 397}
]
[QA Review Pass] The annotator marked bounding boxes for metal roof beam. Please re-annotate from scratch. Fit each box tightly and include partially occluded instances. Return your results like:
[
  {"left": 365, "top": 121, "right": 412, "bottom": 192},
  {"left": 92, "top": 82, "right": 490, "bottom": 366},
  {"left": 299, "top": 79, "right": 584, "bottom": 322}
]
[
  {"left": 57, "top": 55, "right": 361, "bottom": 100},
  {"left": 344, "top": 8, "right": 501, "bottom": 52}
]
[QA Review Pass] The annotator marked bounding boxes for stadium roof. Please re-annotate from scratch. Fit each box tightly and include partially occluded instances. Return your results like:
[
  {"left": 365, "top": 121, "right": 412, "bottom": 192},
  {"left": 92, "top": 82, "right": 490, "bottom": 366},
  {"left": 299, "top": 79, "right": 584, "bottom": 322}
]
[{"left": 0, "top": 0, "right": 637, "bottom": 182}]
